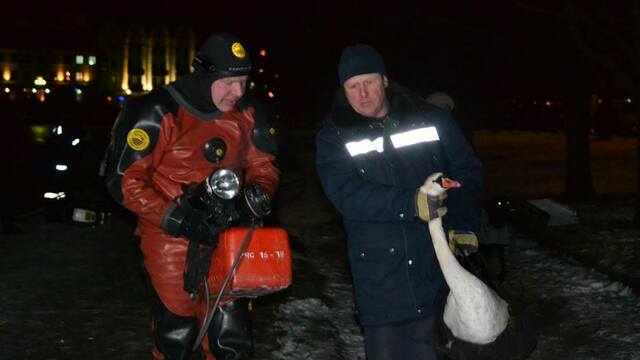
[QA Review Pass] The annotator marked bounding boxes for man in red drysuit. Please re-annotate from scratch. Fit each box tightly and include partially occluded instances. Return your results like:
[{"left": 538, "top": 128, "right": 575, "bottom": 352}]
[{"left": 104, "top": 32, "right": 279, "bottom": 359}]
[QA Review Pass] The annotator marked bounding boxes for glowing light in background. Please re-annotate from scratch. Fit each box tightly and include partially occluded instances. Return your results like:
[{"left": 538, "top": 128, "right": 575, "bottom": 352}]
[
  {"left": 2, "top": 66, "right": 10, "bottom": 81},
  {"left": 56, "top": 69, "right": 65, "bottom": 82},
  {"left": 121, "top": 43, "right": 129, "bottom": 92},
  {"left": 75, "top": 87, "right": 83, "bottom": 102},
  {"left": 34, "top": 76, "right": 47, "bottom": 86}
]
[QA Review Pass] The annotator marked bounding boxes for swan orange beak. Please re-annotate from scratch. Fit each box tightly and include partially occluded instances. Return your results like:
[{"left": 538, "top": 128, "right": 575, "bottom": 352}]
[{"left": 438, "top": 177, "right": 461, "bottom": 189}]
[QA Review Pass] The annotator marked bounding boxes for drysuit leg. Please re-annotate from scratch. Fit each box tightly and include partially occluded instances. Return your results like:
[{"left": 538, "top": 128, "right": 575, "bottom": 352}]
[
  {"left": 207, "top": 299, "right": 253, "bottom": 359},
  {"left": 145, "top": 268, "right": 201, "bottom": 360}
]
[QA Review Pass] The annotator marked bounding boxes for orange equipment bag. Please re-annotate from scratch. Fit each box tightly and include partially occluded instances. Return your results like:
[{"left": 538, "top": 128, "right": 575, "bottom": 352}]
[{"left": 207, "top": 227, "right": 292, "bottom": 298}]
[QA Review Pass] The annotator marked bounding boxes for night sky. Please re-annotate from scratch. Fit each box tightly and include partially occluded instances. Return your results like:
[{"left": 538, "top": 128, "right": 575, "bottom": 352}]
[{"left": 2, "top": 0, "right": 618, "bottom": 126}]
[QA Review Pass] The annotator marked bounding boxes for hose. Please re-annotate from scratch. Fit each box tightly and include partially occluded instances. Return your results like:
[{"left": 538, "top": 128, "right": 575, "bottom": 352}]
[{"left": 192, "top": 227, "right": 255, "bottom": 351}]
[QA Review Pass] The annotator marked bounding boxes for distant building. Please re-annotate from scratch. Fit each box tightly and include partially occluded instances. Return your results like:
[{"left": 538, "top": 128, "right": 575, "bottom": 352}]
[
  {"left": 97, "top": 22, "right": 196, "bottom": 96},
  {"left": 0, "top": 17, "right": 279, "bottom": 112},
  {"left": 0, "top": 19, "right": 196, "bottom": 103},
  {"left": 1, "top": 47, "right": 97, "bottom": 102}
]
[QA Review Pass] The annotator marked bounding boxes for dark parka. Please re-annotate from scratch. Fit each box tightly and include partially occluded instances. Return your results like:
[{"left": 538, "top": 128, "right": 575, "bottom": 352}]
[{"left": 316, "top": 81, "right": 483, "bottom": 326}]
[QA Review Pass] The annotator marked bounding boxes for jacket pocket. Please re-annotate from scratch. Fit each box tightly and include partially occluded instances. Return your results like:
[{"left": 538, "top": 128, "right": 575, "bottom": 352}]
[{"left": 348, "top": 235, "right": 404, "bottom": 302}]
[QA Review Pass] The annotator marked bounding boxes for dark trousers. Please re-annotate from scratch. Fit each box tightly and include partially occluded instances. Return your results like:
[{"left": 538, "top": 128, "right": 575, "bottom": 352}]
[{"left": 364, "top": 314, "right": 443, "bottom": 360}]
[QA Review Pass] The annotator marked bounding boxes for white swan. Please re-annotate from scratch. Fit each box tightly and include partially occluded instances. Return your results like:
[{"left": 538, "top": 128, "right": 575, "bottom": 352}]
[{"left": 420, "top": 172, "right": 509, "bottom": 344}]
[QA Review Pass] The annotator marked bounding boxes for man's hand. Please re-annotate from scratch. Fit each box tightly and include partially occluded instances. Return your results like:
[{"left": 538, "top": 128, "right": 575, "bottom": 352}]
[
  {"left": 415, "top": 190, "right": 448, "bottom": 222},
  {"left": 160, "top": 182, "right": 224, "bottom": 246},
  {"left": 179, "top": 207, "right": 219, "bottom": 246},
  {"left": 161, "top": 182, "right": 272, "bottom": 241},
  {"left": 448, "top": 230, "right": 479, "bottom": 257},
  {"left": 161, "top": 200, "right": 219, "bottom": 246}
]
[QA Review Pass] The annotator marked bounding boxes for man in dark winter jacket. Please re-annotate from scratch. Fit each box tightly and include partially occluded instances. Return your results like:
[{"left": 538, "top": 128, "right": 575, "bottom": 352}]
[
  {"left": 104, "top": 32, "right": 279, "bottom": 359},
  {"left": 316, "top": 44, "right": 483, "bottom": 359}
]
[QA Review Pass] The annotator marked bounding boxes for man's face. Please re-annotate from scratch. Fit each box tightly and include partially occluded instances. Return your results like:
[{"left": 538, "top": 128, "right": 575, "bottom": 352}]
[
  {"left": 211, "top": 75, "right": 248, "bottom": 112},
  {"left": 343, "top": 73, "right": 389, "bottom": 119}
]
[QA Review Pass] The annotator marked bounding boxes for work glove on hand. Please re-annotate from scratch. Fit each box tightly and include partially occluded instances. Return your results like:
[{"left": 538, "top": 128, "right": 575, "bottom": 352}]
[
  {"left": 415, "top": 190, "right": 448, "bottom": 222},
  {"left": 448, "top": 230, "right": 479, "bottom": 257}
]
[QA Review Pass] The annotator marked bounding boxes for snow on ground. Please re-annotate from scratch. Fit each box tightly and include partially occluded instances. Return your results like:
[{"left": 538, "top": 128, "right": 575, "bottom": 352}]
[
  {"left": 505, "top": 229, "right": 640, "bottom": 360},
  {"left": 269, "top": 236, "right": 364, "bottom": 360},
  {"left": 256, "top": 131, "right": 640, "bottom": 359},
  {"left": 1, "top": 131, "right": 638, "bottom": 359},
  {"left": 253, "top": 212, "right": 640, "bottom": 359},
  {"left": 252, "top": 222, "right": 365, "bottom": 360}
]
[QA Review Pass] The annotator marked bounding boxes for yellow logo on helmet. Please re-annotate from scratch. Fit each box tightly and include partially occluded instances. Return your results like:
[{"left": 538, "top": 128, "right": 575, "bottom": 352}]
[
  {"left": 231, "top": 42, "right": 246, "bottom": 59},
  {"left": 127, "top": 128, "right": 150, "bottom": 151}
]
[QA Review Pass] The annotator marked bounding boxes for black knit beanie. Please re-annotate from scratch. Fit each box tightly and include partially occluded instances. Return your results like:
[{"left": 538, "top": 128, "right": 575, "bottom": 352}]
[{"left": 338, "top": 44, "right": 386, "bottom": 85}]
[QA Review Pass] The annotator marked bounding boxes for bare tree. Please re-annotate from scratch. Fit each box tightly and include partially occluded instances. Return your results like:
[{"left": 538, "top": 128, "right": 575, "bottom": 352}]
[{"left": 517, "top": 1, "right": 640, "bottom": 222}]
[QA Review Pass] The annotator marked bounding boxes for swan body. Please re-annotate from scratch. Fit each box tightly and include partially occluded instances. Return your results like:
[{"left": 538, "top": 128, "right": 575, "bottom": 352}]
[{"left": 421, "top": 173, "right": 509, "bottom": 344}]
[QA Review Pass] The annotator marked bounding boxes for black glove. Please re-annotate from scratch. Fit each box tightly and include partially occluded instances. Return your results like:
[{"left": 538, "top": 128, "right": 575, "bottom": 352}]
[
  {"left": 161, "top": 182, "right": 271, "bottom": 240},
  {"left": 161, "top": 201, "right": 219, "bottom": 246},
  {"left": 161, "top": 183, "right": 223, "bottom": 246}
]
